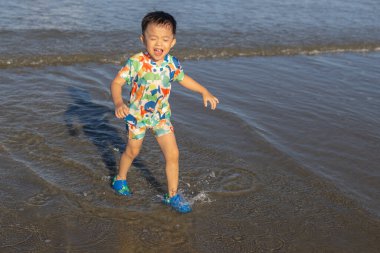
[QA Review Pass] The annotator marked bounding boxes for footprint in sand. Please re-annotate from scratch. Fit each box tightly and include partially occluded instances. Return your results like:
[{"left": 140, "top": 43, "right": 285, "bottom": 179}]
[
  {"left": 216, "top": 167, "right": 260, "bottom": 195},
  {"left": 26, "top": 193, "right": 51, "bottom": 206}
]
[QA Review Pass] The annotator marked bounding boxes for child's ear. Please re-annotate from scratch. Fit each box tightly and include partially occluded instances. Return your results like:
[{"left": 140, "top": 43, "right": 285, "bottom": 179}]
[
  {"left": 140, "top": 34, "right": 145, "bottom": 44},
  {"left": 170, "top": 38, "right": 176, "bottom": 48}
]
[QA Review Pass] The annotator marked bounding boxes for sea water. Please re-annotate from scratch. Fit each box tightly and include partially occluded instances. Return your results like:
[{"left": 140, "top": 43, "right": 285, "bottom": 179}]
[{"left": 1, "top": 0, "right": 380, "bottom": 252}]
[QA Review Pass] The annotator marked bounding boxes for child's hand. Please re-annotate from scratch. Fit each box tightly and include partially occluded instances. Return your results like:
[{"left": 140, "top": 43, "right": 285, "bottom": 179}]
[
  {"left": 114, "top": 103, "right": 129, "bottom": 119},
  {"left": 202, "top": 91, "right": 219, "bottom": 110},
  {"left": 178, "top": 74, "right": 219, "bottom": 109}
]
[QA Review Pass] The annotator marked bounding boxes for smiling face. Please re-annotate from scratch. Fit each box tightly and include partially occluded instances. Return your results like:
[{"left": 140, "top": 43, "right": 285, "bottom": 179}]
[{"left": 140, "top": 23, "right": 176, "bottom": 65}]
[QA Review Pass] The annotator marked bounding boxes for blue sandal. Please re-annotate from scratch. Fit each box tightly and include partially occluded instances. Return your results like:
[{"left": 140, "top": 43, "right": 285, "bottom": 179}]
[
  {"left": 112, "top": 176, "right": 132, "bottom": 196},
  {"left": 162, "top": 193, "right": 192, "bottom": 213}
]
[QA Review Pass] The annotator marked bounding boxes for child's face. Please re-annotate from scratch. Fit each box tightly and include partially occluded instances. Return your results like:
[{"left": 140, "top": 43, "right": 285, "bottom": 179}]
[{"left": 140, "top": 23, "right": 176, "bottom": 64}]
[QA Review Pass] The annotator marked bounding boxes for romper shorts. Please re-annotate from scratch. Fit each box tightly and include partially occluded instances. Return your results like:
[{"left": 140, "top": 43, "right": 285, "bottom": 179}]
[{"left": 127, "top": 118, "right": 174, "bottom": 140}]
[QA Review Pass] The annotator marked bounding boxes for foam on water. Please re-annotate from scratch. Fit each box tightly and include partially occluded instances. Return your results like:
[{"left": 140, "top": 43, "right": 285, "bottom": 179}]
[
  {"left": 1, "top": 43, "right": 380, "bottom": 68},
  {"left": 189, "top": 191, "right": 214, "bottom": 205}
]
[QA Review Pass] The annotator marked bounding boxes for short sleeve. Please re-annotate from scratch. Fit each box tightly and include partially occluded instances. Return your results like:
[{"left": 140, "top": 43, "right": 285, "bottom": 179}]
[
  {"left": 172, "top": 56, "right": 185, "bottom": 82},
  {"left": 117, "top": 58, "right": 138, "bottom": 86}
]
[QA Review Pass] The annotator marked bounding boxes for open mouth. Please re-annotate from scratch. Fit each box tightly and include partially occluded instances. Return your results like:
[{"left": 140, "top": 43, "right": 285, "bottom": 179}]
[{"left": 154, "top": 48, "right": 164, "bottom": 55}]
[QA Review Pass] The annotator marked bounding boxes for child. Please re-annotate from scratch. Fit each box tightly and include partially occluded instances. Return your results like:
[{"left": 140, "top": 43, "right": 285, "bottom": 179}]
[{"left": 110, "top": 11, "right": 219, "bottom": 213}]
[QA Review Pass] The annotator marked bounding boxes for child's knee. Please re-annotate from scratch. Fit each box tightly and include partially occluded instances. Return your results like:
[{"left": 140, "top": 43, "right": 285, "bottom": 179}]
[{"left": 124, "top": 148, "right": 140, "bottom": 159}]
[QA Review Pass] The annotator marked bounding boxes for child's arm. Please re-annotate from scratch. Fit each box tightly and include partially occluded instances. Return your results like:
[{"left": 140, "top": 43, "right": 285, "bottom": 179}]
[
  {"left": 179, "top": 74, "right": 219, "bottom": 110},
  {"left": 110, "top": 75, "right": 129, "bottom": 118}
]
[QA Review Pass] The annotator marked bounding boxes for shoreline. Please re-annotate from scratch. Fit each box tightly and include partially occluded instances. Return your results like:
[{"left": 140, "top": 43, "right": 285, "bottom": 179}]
[{"left": 1, "top": 45, "right": 380, "bottom": 69}]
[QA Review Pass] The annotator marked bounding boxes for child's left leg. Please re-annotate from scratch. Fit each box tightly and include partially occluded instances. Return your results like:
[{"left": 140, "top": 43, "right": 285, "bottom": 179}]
[
  {"left": 156, "top": 131, "right": 192, "bottom": 213},
  {"left": 156, "top": 132, "right": 179, "bottom": 197}
]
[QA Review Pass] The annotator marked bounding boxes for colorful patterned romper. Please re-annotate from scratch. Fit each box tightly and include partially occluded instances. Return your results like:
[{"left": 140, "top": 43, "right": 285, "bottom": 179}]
[{"left": 117, "top": 52, "right": 185, "bottom": 140}]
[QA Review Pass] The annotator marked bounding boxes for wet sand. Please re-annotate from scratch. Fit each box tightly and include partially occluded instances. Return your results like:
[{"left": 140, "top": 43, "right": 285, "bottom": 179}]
[{"left": 1, "top": 145, "right": 380, "bottom": 252}]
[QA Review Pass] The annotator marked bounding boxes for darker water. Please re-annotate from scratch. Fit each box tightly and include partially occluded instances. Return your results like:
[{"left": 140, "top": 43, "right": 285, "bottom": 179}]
[
  {"left": 1, "top": 0, "right": 380, "bottom": 252},
  {"left": 1, "top": 0, "right": 380, "bottom": 67}
]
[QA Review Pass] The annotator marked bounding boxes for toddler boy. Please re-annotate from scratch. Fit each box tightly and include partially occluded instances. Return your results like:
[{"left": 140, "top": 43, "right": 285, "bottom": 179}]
[{"left": 110, "top": 11, "right": 219, "bottom": 213}]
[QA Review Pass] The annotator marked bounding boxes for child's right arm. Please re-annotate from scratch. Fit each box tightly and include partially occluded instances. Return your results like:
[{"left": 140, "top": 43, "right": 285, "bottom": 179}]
[{"left": 110, "top": 75, "right": 129, "bottom": 119}]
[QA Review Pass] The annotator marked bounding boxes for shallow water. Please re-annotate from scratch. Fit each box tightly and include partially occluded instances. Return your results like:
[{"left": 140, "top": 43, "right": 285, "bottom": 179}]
[{"left": 1, "top": 53, "right": 380, "bottom": 252}]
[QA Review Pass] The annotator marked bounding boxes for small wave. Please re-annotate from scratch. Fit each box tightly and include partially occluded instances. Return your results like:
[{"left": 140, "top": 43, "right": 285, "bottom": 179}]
[
  {"left": 1, "top": 44, "right": 380, "bottom": 68},
  {"left": 0, "top": 53, "right": 122, "bottom": 68}
]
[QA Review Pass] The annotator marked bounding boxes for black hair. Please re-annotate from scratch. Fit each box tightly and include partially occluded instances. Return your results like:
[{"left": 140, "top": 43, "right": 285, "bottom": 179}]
[{"left": 141, "top": 11, "right": 177, "bottom": 35}]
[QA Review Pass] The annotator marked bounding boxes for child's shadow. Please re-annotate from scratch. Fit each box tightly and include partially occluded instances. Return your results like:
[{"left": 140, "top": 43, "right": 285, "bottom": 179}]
[{"left": 64, "top": 87, "right": 165, "bottom": 194}]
